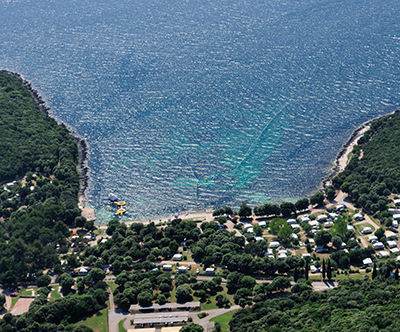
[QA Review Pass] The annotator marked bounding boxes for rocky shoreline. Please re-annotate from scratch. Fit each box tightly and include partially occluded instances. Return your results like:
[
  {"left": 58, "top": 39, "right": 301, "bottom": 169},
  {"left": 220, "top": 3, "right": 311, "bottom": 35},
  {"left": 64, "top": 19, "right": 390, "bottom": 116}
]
[
  {"left": 4, "top": 70, "right": 90, "bottom": 207},
  {"left": 322, "top": 111, "right": 396, "bottom": 189}
]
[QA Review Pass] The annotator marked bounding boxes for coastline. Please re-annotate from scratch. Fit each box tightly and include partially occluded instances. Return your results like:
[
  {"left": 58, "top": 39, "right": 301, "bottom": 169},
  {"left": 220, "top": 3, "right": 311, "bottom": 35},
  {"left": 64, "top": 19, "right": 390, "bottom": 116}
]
[
  {"left": 322, "top": 110, "right": 397, "bottom": 188},
  {"left": 3, "top": 70, "right": 90, "bottom": 207},
  {"left": 6, "top": 68, "right": 396, "bottom": 224}
]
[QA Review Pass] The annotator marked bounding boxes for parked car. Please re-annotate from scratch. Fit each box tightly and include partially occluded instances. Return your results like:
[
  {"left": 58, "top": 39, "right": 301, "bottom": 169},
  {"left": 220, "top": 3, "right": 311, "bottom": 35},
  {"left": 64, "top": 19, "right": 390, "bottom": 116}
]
[
  {"left": 10, "top": 292, "right": 17, "bottom": 297},
  {"left": 188, "top": 264, "right": 191, "bottom": 270},
  {"left": 196, "top": 268, "right": 200, "bottom": 274}
]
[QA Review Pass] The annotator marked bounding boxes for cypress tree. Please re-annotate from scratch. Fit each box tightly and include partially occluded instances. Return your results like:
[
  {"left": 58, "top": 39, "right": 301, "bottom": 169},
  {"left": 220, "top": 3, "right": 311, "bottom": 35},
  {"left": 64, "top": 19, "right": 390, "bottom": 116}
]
[
  {"left": 327, "top": 259, "right": 332, "bottom": 280},
  {"left": 395, "top": 267, "right": 399, "bottom": 280},
  {"left": 385, "top": 266, "right": 391, "bottom": 278},
  {"left": 294, "top": 267, "right": 299, "bottom": 282},
  {"left": 305, "top": 260, "right": 309, "bottom": 281},
  {"left": 372, "top": 262, "right": 377, "bottom": 279},
  {"left": 322, "top": 259, "right": 326, "bottom": 280}
]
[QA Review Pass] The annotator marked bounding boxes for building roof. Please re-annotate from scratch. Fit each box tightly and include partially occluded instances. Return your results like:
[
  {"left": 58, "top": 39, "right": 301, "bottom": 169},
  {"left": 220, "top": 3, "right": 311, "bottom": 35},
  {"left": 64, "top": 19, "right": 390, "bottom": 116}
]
[
  {"left": 363, "top": 258, "right": 372, "bottom": 265},
  {"left": 129, "top": 301, "right": 200, "bottom": 312}
]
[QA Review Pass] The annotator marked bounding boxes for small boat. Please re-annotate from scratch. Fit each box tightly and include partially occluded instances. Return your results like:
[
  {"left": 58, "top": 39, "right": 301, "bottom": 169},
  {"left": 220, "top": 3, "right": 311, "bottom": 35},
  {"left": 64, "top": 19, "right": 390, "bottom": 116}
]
[{"left": 108, "top": 193, "right": 118, "bottom": 201}]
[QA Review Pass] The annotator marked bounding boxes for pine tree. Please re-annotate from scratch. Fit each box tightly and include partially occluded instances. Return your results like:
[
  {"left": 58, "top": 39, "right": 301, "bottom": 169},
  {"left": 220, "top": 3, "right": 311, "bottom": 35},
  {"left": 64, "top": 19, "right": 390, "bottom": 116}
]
[
  {"left": 322, "top": 259, "right": 326, "bottom": 280},
  {"left": 327, "top": 259, "right": 332, "bottom": 280},
  {"left": 372, "top": 262, "right": 377, "bottom": 279}
]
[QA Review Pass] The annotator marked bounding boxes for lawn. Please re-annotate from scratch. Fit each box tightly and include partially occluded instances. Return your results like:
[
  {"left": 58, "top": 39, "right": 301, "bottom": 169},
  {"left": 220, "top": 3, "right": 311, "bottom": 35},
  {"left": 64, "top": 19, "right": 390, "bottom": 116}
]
[
  {"left": 75, "top": 308, "right": 108, "bottom": 332},
  {"left": 50, "top": 287, "right": 61, "bottom": 301},
  {"left": 118, "top": 318, "right": 127, "bottom": 332},
  {"left": 193, "top": 285, "right": 234, "bottom": 311},
  {"left": 11, "top": 295, "right": 20, "bottom": 309},
  {"left": 354, "top": 223, "right": 375, "bottom": 235},
  {"left": 108, "top": 281, "right": 118, "bottom": 294},
  {"left": 210, "top": 310, "right": 239, "bottom": 332},
  {"left": 20, "top": 287, "right": 38, "bottom": 296}
]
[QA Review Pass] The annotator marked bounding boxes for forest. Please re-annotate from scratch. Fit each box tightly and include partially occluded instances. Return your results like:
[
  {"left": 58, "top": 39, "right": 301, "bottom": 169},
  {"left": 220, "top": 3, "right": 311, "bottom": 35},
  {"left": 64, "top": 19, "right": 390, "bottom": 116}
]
[
  {"left": 333, "top": 110, "right": 400, "bottom": 213},
  {"left": 229, "top": 278, "right": 400, "bottom": 332},
  {"left": 0, "top": 71, "right": 83, "bottom": 286}
]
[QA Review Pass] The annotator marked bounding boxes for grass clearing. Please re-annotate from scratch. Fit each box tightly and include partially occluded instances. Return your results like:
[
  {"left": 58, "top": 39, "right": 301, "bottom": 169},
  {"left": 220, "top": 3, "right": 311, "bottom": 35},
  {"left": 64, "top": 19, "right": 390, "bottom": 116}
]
[
  {"left": 75, "top": 307, "right": 108, "bottom": 332},
  {"left": 50, "top": 287, "right": 61, "bottom": 301},
  {"left": 354, "top": 223, "right": 375, "bottom": 235},
  {"left": 210, "top": 310, "right": 239, "bottom": 332},
  {"left": 118, "top": 318, "right": 126, "bottom": 332},
  {"left": 11, "top": 295, "right": 20, "bottom": 309},
  {"left": 108, "top": 281, "right": 118, "bottom": 293}
]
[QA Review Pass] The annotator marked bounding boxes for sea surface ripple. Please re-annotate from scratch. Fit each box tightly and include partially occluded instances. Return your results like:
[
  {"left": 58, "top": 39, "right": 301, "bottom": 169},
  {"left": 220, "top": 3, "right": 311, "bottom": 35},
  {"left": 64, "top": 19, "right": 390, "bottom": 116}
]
[{"left": 1, "top": 0, "right": 400, "bottom": 221}]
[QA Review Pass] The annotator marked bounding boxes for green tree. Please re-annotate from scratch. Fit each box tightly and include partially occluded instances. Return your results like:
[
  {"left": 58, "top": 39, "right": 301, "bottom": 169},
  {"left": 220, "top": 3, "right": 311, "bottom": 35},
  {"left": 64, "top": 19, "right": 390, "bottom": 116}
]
[
  {"left": 217, "top": 216, "right": 227, "bottom": 224},
  {"left": 327, "top": 259, "right": 332, "bottom": 280},
  {"left": 372, "top": 262, "right": 377, "bottom": 279},
  {"left": 280, "top": 201, "right": 296, "bottom": 217},
  {"left": 36, "top": 274, "right": 51, "bottom": 288},
  {"left": 315, "top": 230, "right": 332, "bottom": 247},
  {"left": 269, "top": 218, "right": 286, "bottom": 235},
  {"left": 137, "top": 291, "right": 153, "bottom": 307},
  {"left": 322, "top": 259, "right": 326, "bottom": 280},
  {"left": 305, "top": 261, "right": 309, "bottom": 280},
  {"left": 278, "top": 224, "right": 293, "bottom": 242},
  {"left": 238, "top": 203, "right": 252, "bottom": 218},
  {"left": 180, "top": 323, "right": 204, "bottom": 332},
  {"left": 295, "top": 198, "right": 310, "bottom": 212},
  {"left": 325, "top": 185, "right": 336, "bottom": 201},
  {"left": 74, "top": 216, "right": 86, "bottom": 228},
  {"left": 175, "top": 284, "right": 193, "bottom": 302},
  {"left": 330, "top": 215, "right": 347, "bottom": 238},
  {"left": 0, "top": 294, "right": 5, "bottom": 309},
  {"left": 58, "top": 273, "right": 75, "bottom": 293},
  {"left": 310, "top": 192, "right": 325, "bottom": 206},
  {"left": 293, "top": 268, "right": 299, "bottom": 282},
  {"left": 332, "top": 236, "right": 343, "bottom": 250}
]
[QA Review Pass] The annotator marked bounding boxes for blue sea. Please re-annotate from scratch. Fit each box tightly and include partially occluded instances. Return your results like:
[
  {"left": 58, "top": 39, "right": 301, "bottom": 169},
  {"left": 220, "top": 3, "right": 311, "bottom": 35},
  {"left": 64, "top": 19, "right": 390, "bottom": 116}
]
[{"left": 1, "top": 0, "right": 400, "bottom": 222}]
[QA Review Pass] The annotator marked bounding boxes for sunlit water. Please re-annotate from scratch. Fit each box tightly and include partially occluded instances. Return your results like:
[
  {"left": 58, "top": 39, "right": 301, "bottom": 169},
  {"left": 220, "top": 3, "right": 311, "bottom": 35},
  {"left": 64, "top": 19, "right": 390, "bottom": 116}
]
[{"left": 1, "top": 0, "right": 400, "bottom": 222}]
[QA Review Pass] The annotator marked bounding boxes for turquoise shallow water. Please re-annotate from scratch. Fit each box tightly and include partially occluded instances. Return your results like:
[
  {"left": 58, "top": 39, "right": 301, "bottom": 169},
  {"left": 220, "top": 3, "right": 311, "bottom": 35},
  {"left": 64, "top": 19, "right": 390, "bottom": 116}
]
[{"left": 1, "top": 0, "right": 400, "bottom": 222}]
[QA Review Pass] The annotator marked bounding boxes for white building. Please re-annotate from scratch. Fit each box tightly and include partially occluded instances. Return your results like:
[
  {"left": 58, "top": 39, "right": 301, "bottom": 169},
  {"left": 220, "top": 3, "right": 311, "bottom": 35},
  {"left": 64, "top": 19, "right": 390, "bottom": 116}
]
[
  {"left": 363, "top": 258, "right": 373, "bottom": 267},
  {"left": 317, "top": 215, "right": 328, "bottom": 222},
  {"left": 362, "top": 227, "right": 372, "bottom": 234},
  {"left": 177, "top": 266, "right": 187, "bottom": 273},
  {"left": 353, "top": 213, "right": 363, "bottom": 221},
  {"left": 270, "top": 241, "right": 280, "bottom": 248},
  {"left": 387, "top": 240, "right": 398, "bottom": 248},
  {"left": 162, "top": 264, "right": 172, "bottom": 271},
  {"left": 172, "top": 254, "right": 183, "bottom": 261},
  {"left": 373, "top": 242, "right": 384, "bottom": 250},
  {"left": 300, "top": 216, "right": 310, "bottom": 223},
  {"left": 368, "top": 235, "right": 378, "bottom": 243},
  {"left": 205, "top": 268, "right": 215, "bottom": 275}
]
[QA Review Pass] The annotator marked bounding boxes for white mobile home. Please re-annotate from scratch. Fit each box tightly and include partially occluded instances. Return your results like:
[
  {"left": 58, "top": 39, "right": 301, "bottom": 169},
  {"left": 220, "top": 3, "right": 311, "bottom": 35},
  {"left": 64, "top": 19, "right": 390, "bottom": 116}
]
[{"left": 373, "top": 242, "right": 384, "bottom": 250}]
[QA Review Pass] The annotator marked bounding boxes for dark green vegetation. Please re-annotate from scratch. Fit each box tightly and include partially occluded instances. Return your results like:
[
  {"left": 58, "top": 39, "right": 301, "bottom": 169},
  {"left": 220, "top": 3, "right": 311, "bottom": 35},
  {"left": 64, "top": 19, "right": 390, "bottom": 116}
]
[
  {"left": 0, "top": 71, "right": 102, "bottom": 331},
  {"left": 0, "top": 71, "right": 82, "bottom": 286},
  {"left": 0, "top": 289, "right": 106, "bottom": 332},
  {"left": 230, "top": 278, "right": 400, "bottom": 332},
  {"left": 334, "top": 110, "right": 400, "bottom": 213}
]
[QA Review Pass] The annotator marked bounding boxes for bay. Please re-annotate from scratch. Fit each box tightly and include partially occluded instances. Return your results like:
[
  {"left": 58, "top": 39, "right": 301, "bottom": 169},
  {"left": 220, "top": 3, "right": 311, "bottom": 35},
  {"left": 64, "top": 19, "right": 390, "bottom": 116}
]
[{"left": 1, "top": 0, "right": 400, "bottom": 221}]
